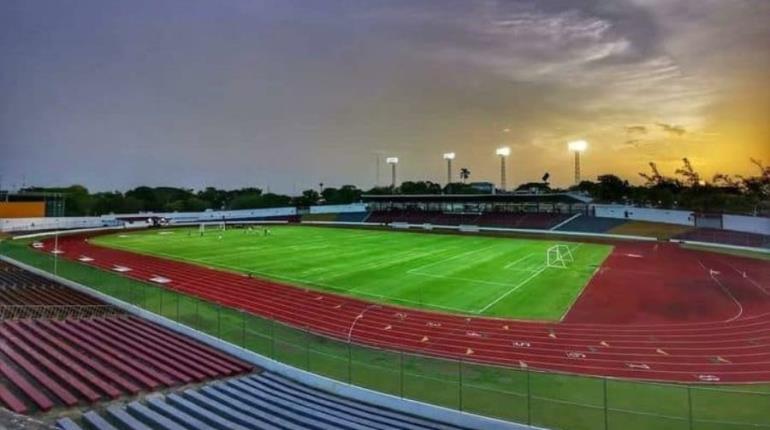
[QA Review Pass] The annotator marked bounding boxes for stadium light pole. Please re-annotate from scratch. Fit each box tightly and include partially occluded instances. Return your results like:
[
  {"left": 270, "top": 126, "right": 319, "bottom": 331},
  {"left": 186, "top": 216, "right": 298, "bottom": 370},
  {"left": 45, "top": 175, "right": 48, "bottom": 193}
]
[
  {"left": 567, "top": 140, "right": 588, "bottom": 185},
  {"left": 386, "top": 157, "right": 399, "bottom": 189},
  {"left": 496, "top": 147, "right": 510, "bottom": 191},
  {"left": 443, "top": 152, "right": 455, "bottom": 184}
]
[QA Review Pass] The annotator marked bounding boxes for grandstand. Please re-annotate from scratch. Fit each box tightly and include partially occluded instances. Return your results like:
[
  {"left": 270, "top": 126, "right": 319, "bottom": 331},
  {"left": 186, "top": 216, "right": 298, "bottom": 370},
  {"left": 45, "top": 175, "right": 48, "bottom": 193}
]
[
  {"left": 555, "top": 214, "right": 628, "bottom": 233},
  {"left": 56, "top": 372, "right": 467, "bottom": 430},
  {"left": 0, "top": 316, "right": 252, "bottom": 414},
  {"left": 674, "top": 227, "right": 770, "bottom": 248},
  {"left": 362, "top": 192, "right": 587, "bottom": 230},
  {"left": 300, "top": 211, "right": 369, "bottom": 223},
  {"left": 1, "top": 261, "right": 103, "bottom": 307},
  {"left": 0, "top": 256, "right": 497, "bottom": 430},
  {"left": 0, "top": 260, "right": 254, "bottom": 417},
  {"left": 606, "top": 220, "right": 693, "bottom": 239}
]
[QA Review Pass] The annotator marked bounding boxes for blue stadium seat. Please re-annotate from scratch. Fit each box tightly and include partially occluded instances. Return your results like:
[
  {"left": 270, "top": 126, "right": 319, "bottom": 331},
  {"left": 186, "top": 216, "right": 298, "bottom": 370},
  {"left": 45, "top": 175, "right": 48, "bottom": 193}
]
[
  {"left": 82, "top": 411, "right": 118, "bottom": 430},
  {"left": 555, "top": 215, "right": 628, "bottom": 233},
  {"left": 145, "top": 396, "right": 214, "bottom": 430},
  {"left": 165, "top": 393, "right": 247, "bottom": 430},
  {"left": 105, "top": 405, "right": 153, "bottom": 430},
  {"left": 61, "top": 373, "right": 471, "bottom": 430},
  {"left": 126, "top": 401, "right": 187, "bottom": 430},
  {"left": 182, "top": 390, "right": 277, "bottom": 429},
  {"left": 236, "top": 377, "right": 411, "bottom": 430},
  {"left": 55, "top": 417, "right": 83, "bottom": 430},
  {"left": 257, "top": 373, "right": 467, "bottom": 430}
]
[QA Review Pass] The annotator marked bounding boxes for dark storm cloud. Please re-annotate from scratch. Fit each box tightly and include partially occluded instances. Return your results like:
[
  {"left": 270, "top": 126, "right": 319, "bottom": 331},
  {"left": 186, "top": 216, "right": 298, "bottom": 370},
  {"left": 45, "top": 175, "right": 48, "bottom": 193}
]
[{"left": 0, "top": 0, "right": 767, "bottom": 191}]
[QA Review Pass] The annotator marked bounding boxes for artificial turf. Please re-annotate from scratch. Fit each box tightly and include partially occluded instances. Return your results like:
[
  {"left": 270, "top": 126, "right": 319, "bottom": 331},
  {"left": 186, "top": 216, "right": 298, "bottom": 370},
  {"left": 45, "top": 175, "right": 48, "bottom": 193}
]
[{"left": 92, "top": 225, "right": 613, "bottom": 320}]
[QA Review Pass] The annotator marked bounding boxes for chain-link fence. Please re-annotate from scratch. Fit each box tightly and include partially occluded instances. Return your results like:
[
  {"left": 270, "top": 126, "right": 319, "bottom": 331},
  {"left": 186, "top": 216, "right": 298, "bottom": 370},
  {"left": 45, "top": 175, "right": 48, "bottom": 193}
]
[{"left": 2, "top": 239, "right": 769, "bottom": 430}]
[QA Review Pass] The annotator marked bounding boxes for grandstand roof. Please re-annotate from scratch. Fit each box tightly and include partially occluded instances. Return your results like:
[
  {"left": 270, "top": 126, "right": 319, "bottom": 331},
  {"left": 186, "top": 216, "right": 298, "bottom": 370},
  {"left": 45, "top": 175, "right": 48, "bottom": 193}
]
[{"left": 362, "top": 192, "right": 592, "bottom": 204}]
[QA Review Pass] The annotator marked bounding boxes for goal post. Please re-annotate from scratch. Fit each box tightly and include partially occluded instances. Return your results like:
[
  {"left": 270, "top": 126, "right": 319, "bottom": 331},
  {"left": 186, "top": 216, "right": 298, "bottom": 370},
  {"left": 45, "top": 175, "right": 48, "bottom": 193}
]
[{"left": 546, "top": 244, "right": 574, "bottom": 269}]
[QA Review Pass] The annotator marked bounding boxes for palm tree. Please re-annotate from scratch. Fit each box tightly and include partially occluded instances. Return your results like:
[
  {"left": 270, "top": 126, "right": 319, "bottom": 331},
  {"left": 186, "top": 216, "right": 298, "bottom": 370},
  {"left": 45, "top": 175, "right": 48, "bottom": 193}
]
[{"left": 459, "top": 168, "right": 471, "bottom": 183}]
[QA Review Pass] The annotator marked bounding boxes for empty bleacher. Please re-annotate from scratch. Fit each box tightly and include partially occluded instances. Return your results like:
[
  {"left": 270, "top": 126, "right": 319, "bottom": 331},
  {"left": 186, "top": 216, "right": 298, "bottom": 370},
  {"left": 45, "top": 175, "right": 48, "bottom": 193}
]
[
  {"left": 1, "top": 261, "right": 106, "bottom": 307},
  {"left": 366, "top": 209, "right": 404, "bottom": 224},
  {"left": 301, "top": 212, "right": 371, "bottom": 223},
  {"left": 674, "top": 228, "right": 770, "bottom": 248},
  {"left": 334, "top": 212, "right": 369, "bottom": 222},
  {"left": 476, "top": 212, "right": 570, "bottom": 229},
  {"left": 607, "top": 221, "right": 693, "bottom": 239},
  {"left": 365, "top": 209, "right": 569, "bottom": 230},
  {"left": 56, "top": 372, "right": 468, "bottom": 430},
  {"left": 300, "top": 213, "right": 338, "bottom": 222},
  {"left": 1, "top": 262, "right": 59, "bottom": 288},
  {"left": 0, "top": 316, "right": 253, "bottom": 414},
  {"left": 555, "top": 215, "right": 628, "bottom": 233},
  {"left": 0, "top": 260, "right": 254, "bottom": 416}
]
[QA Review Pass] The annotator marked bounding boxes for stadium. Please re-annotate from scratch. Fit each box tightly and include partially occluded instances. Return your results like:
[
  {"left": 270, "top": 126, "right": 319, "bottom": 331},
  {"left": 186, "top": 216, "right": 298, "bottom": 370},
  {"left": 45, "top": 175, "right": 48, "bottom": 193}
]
[
  {"left": 2, "top": 2, "right": 769, "bottom": 430},
  {"left": 0, "top": 185, "right": 769, "bottom": 430}
]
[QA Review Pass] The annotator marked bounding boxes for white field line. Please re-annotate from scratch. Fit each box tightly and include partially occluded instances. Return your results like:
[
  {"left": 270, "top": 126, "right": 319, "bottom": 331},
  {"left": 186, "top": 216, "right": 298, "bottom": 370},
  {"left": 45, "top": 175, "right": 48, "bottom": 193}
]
[
  {"left": 477, "top": 244, "right": 583, "bottom": 314},
  {"left": 697, "top": 259, "right": 744, "bottom": 323},
  {"left": 131, "top": 243, "right": 477, "bottom": 313},
  {"left": 476, "top": 267, "right": 547, "bottom": 313},
  {"left": 406, "top": 245, "right": 498, "bottom": 275},
  {"left": 503, "top": 253, "right": 538, "bottom": 270},
  {"left": 407, "top": 271, "right": 521, "bottom": 288},
  {"left": 550, "top": 212, "right": 581, "bottom": 231},
  {"left": 724, "top": 261, "right": 770, "bottom": 297}
]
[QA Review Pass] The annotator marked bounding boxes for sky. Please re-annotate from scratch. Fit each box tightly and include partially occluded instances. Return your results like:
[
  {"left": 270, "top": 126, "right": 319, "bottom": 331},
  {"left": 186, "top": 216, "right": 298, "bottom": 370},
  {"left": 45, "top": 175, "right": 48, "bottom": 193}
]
[{"left": 1, "top": 0, "right": 768, "bottom": 194}]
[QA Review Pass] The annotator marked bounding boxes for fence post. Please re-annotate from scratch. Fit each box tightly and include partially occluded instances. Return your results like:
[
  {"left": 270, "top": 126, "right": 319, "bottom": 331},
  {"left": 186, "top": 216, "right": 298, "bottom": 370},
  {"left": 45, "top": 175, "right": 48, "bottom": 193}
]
[
  {"left": 526, "top": 367, "right": 532, "bottom": 425},
  {"left": 216, "top": 304, "right": 221, "bottom": 338},
  {"left": 270, "top": 318, "right": 275, "bottom": 358},
  {"left": 687, "top": 386, "right": 694, "bottom": 430},
  {"left": 400, "top": 351, "right": 405, "bottom": 398},
  {"left": 194, "top": 298, "right": 199, "bottom": 328},
  {"left": 458, "top": 359, "right": 463, "bottom": 412},
  {"left": 241, "top": 310, "right": 246, "bottom": 347},
  {"left": 603, "top": 377, "right": 608, "bottom": 430},
  {"left": 347, "top": 341, "right": 352, "bottom": 384},
  {"left": 305, "top": 326, "right": 311, "bottom": 371}
]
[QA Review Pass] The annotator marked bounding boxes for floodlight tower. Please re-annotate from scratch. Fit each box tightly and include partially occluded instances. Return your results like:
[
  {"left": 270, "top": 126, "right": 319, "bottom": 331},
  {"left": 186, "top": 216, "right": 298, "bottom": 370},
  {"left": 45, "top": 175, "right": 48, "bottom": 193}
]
[
  {"left": 386, "top": 157, "right": 399, "bottom": 188},
  {"left": 567, "top": 140, "right": 588, "bottom": 184},
  {"left": 496, "top": 147, "right": 510, "bottom": 191},
  {"left": 443, "top": 152, "right": 455, "bottom": 184}
]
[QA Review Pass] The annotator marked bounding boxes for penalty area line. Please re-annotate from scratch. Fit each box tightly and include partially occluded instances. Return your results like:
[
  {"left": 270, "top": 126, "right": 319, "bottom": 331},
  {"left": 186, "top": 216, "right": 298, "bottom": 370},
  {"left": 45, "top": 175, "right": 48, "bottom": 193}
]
[{"left": 476, "top": 266, "right": 547, "bottom": 313}]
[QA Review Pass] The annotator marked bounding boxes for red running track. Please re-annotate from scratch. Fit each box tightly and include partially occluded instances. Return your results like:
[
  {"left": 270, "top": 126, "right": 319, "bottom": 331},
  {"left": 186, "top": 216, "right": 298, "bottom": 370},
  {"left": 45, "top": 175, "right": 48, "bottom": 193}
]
[{"left": 40, "top": 234, "right": 770, "bottom": 384}]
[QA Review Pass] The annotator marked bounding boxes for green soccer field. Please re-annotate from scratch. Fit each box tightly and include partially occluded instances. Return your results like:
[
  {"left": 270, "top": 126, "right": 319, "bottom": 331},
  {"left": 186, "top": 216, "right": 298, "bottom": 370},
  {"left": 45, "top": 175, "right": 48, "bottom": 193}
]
[{"left": 93, "top": 226, "right": 613, "bottom": 319}]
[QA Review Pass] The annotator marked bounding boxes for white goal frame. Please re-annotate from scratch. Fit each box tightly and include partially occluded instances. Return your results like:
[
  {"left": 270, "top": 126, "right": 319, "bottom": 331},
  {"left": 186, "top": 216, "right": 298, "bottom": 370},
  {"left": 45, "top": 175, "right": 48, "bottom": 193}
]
[{"left": 546, "top": 244, "right": 574, "bottom": 269}]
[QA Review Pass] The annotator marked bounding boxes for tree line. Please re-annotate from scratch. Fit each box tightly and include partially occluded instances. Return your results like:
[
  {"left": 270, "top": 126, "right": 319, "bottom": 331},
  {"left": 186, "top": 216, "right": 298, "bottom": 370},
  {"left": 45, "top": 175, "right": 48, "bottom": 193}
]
[
  {"left": 18, "top": 158, "right": 769, "bottom": 216},
  {"left": 19, "top": 185, "right": 364, "bottom": 216}
]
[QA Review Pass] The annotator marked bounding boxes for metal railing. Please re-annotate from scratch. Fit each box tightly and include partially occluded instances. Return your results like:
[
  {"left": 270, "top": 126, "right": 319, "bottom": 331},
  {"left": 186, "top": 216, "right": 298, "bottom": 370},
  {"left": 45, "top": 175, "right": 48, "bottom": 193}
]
[{"left": 0, "top": 304, "right": 120, "bottom": 320}]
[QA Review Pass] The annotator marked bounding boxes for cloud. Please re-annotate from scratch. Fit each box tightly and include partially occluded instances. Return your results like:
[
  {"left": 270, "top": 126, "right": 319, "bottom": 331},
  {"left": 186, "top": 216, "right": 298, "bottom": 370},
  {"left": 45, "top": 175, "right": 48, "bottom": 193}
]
[
  {"left": 625, "top": 125, "right": 648, "bottom": 134},
  {"left": 656, "top": 122, "right": 687, "bottom": 136},
  {"left": 0, "top": 0, "right": 767, "bottom": 190}
]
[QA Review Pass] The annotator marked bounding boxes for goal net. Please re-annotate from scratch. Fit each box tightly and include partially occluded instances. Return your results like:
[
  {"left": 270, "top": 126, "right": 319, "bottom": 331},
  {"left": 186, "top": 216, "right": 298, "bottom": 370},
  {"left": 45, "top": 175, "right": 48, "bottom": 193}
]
[
  {"left": 546, "top": 244, "right": 574, "bottom": 269},
  {"left": 198, "top": 222, "right": 226, "bottom": 235}
]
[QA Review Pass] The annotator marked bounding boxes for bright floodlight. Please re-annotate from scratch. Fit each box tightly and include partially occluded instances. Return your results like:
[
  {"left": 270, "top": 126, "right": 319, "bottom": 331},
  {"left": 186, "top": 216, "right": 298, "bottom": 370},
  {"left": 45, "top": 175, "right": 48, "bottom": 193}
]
[
  {"left": 496, "top": 147, "right": 510, "bottom": 157},
  {"left": 568, "top": 140, "right": 588, "bottom": 152},
  {"left": 443, "top": 152, "right": 455, "bottom": 160},
  {"left": 386, "top": 157, "right": 399, "bottom": 164}
]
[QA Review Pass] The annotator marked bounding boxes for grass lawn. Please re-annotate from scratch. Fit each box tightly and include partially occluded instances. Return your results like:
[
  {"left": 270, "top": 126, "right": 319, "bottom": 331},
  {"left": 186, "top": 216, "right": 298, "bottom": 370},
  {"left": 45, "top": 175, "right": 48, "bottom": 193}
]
[
  {"left": 92, "top": 225, "right": 613, "bottom": 320},
  {"left": 2, "top": 238, "right": 769, "bottom": 430}
]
